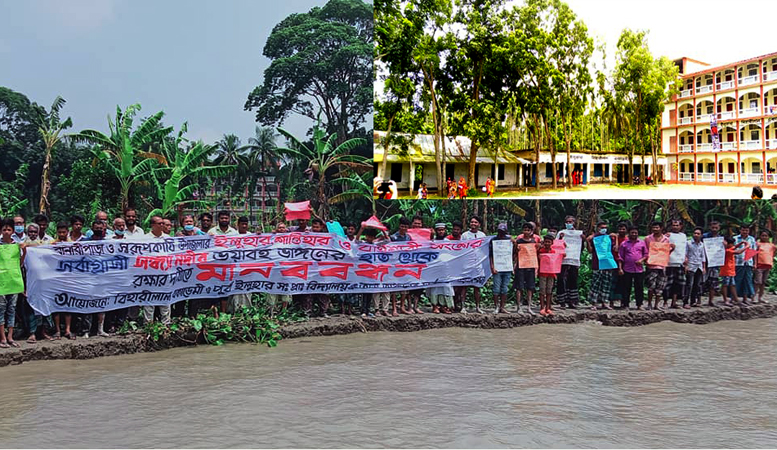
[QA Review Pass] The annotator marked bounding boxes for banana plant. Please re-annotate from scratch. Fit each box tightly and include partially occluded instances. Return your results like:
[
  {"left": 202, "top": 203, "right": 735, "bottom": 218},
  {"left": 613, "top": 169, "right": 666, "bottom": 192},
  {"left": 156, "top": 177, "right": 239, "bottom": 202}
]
[
  {"left": 71, "top": 104, "right": 172, "bottom": 211},
  {"left": 145, "top": 123, "right": 236, "bottom": 224},
  {"left": 34, "top": 96, "right": 72, "bottom": 215}
]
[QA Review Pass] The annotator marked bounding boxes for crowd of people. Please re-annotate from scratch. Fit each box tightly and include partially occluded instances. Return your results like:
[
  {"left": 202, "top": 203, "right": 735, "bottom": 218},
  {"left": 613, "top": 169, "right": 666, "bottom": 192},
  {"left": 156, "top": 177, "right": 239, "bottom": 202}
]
[{"left": 0, "top": 208, "right": 773, "bottom": 349}]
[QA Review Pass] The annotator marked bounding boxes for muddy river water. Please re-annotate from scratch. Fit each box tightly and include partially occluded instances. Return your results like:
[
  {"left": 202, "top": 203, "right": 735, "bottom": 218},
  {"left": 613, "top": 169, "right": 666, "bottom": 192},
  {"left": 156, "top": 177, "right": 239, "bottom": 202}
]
[{"left": 0, "top": 318, "right": 775, "bottom": 448}]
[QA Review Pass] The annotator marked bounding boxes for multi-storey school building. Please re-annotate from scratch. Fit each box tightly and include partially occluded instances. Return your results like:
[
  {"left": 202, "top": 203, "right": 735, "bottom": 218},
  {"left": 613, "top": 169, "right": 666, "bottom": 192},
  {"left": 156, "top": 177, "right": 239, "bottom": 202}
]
[{"left": 663, "top": 53, "right": 777, "bottom": 186}]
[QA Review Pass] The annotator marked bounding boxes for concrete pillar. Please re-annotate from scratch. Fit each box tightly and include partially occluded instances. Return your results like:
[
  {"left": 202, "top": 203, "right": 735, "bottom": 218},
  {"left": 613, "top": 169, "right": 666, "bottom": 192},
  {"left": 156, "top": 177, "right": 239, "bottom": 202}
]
[
  {"left": 609, "top": 163, "right": 613, "bottom": 181},
  {"left": 519, "top": 164, "right": 524, "bottom": 187},
  {"left": 409, "top": 161, "right": 415, "bottom": 194},
  {"left": 494, "top": 163, "right": 499, "bottom": 188},
  {"left": 585, "top": 163, "right": 592, "bottom": 185}
]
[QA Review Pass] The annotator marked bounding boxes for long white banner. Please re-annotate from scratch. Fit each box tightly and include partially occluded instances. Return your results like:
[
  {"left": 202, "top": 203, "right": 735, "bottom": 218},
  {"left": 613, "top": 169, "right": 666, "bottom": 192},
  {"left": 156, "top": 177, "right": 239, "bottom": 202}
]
[{"left": 24, "top": 233, "right": 493, "bottom": 315}]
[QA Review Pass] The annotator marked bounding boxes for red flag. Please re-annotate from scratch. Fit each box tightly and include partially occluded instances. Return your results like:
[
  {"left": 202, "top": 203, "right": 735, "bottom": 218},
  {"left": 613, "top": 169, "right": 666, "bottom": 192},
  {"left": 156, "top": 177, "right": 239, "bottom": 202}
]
[
  {"left": 284, "top": 201, "right": 311, "bottom": 221},
  {"left": 744, "top": 248, "right": 758, "bottom": 262},
  {"left": 361, "top": 215, "right": 387, "bottom": 231}
]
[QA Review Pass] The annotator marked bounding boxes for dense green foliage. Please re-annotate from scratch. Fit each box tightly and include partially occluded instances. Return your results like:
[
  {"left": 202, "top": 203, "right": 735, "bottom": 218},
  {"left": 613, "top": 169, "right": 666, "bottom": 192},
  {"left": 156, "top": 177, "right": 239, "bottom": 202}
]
[{"left": 374, "top": 0, "right": 680, "bottom": 189}]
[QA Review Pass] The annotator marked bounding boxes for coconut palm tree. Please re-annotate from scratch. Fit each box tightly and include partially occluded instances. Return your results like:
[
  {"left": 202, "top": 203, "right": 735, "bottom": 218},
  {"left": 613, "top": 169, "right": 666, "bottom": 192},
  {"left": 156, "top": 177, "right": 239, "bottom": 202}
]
[
  {"left": 70, "top": 104, "right": 172, "bottom": 211},
  {"left": 34, "top": 96, "right": 73, "bottom": 215},
  {"left": 276, "top": 115, "right": 371, "bottom": 220},
  {"left": 240, "top": 126, "right": 280, "bottom": 225}
]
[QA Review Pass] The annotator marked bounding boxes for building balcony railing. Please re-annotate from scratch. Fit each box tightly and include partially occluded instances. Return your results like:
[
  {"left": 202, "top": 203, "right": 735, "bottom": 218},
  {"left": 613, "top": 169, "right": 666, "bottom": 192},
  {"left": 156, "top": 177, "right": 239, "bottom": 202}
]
[
  {"left": 766, "top": 139, "right": 777, "bottom": 149},
  {"left": 696, "top": 85, "right": 713, "bottom": 94},
  {"left": 697, "top": 143, "right": 713, "bottom": 151},
  {"left": 679, "top": 144, "right": 695, "bottom": 152},
  {"left": 718, "top": 111, "right": 735, "bottom": 120},
  {"left": 717, "top": 80, "right": 734, "bottom": 90},
  {"left": 743, "top": 173, "right": 764, "bottom": 184},
  {"left": 696, "top": 113, "right": 712, "bottom": 123},
  {"left": 767, "top": 174, "right": 777, "bottom": 185},
  {"left": 739, "top": 75, "right": 759, "bottom": 86},
  {"left": 678, "top": 116, "right": 693, "bottom": 125},
  {"left": 741, "top": 140, "right": 761, "bottom": 149},
  {"left": 763, "top": 71, "right": 777, "bottom": 82},
  {"left": 680, "top": 89, "right": 693, "bottom": 98},
  {"left": 719, "top": 173, "right": 737, "bottom": 183},
  {"left": 721, "top": 142, "right": 736, "bottom": 150},
  {"left": 679, "top": 172, "right": 694, "bottom": 182},
  {"left": 739, "top": 107, "right": 760, "bottom": 118},
  {"left": 697, "top": 173, "right": 716, "bottom": 182}
]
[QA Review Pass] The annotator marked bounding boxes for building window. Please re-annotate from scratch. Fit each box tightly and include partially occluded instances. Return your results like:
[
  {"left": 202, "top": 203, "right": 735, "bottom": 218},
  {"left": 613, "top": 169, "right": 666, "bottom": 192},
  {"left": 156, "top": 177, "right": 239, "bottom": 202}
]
[
  {"left": 593, "top": 164, "right": 603, "bottom": 177},
  {"left": 680, "top": 162, "right": 685, "bottom": 172},
  {"left": 390, "top": 163, "right": 403, "bottom": 182},
  {"left": 490, "top": 164, "right": 506, "bottom": 181},
  {"left": 545, "top": 164, "right": 552, "bottom": 178},
  {"left": 751, "top": 130, "right": 759, "bottom": 141},
  {"left": 753, "top": 162, "right": 761, "bottom": 174}
]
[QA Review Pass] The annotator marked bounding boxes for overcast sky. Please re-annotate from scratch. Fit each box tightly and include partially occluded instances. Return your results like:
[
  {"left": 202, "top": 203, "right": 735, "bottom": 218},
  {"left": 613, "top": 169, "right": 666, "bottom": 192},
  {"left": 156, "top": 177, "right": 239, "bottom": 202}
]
[{"left": 0, "top": 0, "right": 328, "bottom": 145}]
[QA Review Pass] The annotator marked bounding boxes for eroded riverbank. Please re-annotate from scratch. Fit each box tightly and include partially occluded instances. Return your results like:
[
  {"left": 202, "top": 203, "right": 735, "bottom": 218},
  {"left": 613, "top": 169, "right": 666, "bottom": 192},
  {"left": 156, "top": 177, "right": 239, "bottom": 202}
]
[{"left": 2, "top": 301, "right": 775, "bottom": 367}]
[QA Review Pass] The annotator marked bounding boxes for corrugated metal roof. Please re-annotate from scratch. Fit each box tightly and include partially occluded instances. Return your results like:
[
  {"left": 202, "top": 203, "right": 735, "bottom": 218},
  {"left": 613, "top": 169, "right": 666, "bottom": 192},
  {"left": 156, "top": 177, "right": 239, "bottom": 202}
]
[{"left": 373, "top": 131, "right": 524, "bottom": 164}]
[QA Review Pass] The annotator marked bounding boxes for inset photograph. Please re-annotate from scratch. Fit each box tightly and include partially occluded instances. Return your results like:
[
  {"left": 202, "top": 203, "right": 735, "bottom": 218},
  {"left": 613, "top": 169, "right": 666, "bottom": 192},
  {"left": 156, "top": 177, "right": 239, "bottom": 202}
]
[{"left": 374, "top": 0, "right": 776, "bottom": 200}]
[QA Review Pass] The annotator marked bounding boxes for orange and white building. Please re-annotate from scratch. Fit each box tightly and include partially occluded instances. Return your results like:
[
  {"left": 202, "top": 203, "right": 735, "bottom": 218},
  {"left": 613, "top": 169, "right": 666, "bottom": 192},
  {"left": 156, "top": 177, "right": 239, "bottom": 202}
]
[{"left": 663, "top": 53, "right": 777, "bottom": 186}]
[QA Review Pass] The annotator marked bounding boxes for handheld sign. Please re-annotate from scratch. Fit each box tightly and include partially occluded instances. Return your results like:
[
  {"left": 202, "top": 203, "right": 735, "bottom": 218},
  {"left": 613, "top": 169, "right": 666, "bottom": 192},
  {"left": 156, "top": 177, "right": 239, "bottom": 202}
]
[
  {"left": 517, "top": 243, "right": 538, "bottom": 269},
  {"left": 0, "top": 244, "right": 24, "bottom": 296},
  {"left": 539, "top": 252, "right": 563, "bottom": 274},
  {"left": 407, "top": 228, "right": 433, "bottom": 242},
  {"left": 361, "top": 215, "right": 388, "bottom": 232},
  {"left": 593, "top": 235, "right": 617, "bottom": 270},
  {"left": 758, "top": 243, "right": 776, "bottom": 267},
  {"left": 284, "top": 201, "right": 311, "bottom": 221},
  {"left": 559, "top": 230, "right": 583, "bottom": 265},
  {"left": 326, "top": 221, "right": 346, "bottom": 238},
  {"left": 668, "top": 233, "right": 687, "bottom": 266},
  {"left": 704, "top": 236, "right": 725, "bottom": 267},
  {"left": 647, "top": 242, "right": 671, "bottom": 267},
  {"left": 492, "top": 239, "right": 514, "bottom": 272},
  {"left": 744, "top": 248, "right": 759, "bottom": 262}
]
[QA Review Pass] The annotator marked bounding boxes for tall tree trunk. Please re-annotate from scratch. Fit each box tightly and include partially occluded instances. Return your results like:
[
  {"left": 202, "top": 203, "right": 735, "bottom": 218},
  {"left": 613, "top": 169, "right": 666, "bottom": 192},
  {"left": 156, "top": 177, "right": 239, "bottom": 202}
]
[
  {"left": 565, "top": 117, "right": 572, "bottom": 189},
  {"left": 534, "top": 114, "right": 541, "bottom": 191},
  {"left": 534, "top": 198, "right": 541, "bottom": 230},
  {"left": 38, "top": 145, "right": 52, "bottom": 215},
  {"left": 468, "top": 142, "right": 479, "bottom": 192},
  {"left": 544, "top": 117, "right": 557, "bottom": 190},
  {"left": 483, "top": 199, "right": 488, "bottom": 234},
  {"left": 380, "top": 113, "right": 395, "bottom": 180}
]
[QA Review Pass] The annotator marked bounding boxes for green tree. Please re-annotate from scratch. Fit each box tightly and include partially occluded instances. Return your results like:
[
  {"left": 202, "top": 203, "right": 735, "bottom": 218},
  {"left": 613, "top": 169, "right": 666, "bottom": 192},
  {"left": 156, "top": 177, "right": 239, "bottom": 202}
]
[
  {"left": 70, "top": 104, "right": 172, "bottom": 211},
  {"left": 241, "top": 126, "right": 281, "bottom": 225},
  {"left": 245, "top": 0, "right": 372, "bottom": 142},
  {"left": 33, "top": 96, "right": 73, "bottom": 215},
  {"left": 147, "top": 124, "right": 235, "bottom": 224},
  {"left": 276, "top": 115, "right": 371, "bottom": 220}
]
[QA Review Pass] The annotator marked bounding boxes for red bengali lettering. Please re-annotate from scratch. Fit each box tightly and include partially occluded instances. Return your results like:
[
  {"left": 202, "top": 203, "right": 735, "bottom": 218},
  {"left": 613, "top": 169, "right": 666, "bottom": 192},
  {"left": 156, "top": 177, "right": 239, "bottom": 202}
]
[
  {"left": 195, "top": 263, "right": 236, "bottom": 282},
  {"left": 238, "top": 262, "right": 275, "bottom": 278},
  {"left": 318, "top": 262, "right": 354, "bottom": 280},
  {"left": 393, "top": 264, "right": 426, "bottom": 280},
  {"left": 279, "top": 261, "right": 313, "bottom": 280},
  {"left": 355, "top": 264, "right": 391, "bottom": 281}
]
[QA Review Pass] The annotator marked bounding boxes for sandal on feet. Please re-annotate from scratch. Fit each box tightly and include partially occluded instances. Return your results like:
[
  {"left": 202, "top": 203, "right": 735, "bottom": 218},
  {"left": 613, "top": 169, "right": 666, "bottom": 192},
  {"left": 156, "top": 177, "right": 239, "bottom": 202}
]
[
  {"left": 0, "top": 342, "right": 8, "bottom": 349},
  {"left": 65, "top": 332, "right": 76, "bottom": 340},
  {"left": 26, "top": 336, "right": 37, "bottom": 344},
  {"left": 8, "top": 341, "right": 20, "bottom": 348},
  {"left": 52, "top": 332, "right": 61, "bottom": 340}
]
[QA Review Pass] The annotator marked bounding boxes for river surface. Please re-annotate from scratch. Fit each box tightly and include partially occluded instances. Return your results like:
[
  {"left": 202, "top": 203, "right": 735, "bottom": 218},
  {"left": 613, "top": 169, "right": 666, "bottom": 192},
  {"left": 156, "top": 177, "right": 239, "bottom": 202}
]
[{"left": 1, "top": 318, "right": 776, "bottom": 448}]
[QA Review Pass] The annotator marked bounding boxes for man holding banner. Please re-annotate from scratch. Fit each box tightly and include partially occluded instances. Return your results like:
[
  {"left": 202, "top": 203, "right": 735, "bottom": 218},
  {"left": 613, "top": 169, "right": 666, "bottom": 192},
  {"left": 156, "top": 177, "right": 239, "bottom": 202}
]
[
  {"left": 587, "top": 221, "right": 618, "bottom": 310},
  {"left": 704, "top": 221, "right": 725, "bottom": 306},
  {"left": 734, "top": 224, "right": 757, "bottom": 305},
  {"left": 666, "top": 220, "right": 687, "bottom": 309},
  {"left": 685, "top": 227, "right": 707, "bottom": 308},
  {"left": 514, "top": 223, "right": 539, "bottom": 314}
]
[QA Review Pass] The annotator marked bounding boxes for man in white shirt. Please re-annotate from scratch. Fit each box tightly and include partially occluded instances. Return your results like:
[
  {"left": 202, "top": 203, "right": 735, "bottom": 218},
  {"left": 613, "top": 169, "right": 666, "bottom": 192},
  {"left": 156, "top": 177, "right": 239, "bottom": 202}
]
[
  {"left": 33, "top": 214, "right": 54, "bottom": 243},
  {"left": 460, "top": 216, "right": 486, "bottom": 313},
  {"left": 208, "top": 210, "right": 238, "bottom": 236},
  {"left": 123, "top": 208, "right": 145, "bottom": 239},
  {"left": 142, "top": 216, "right": 171, "bottom": 325}
]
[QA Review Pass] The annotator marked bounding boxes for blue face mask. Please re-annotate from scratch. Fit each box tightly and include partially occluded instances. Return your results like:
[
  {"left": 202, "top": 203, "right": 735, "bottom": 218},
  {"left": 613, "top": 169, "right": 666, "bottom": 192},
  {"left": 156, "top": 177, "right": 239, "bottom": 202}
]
[
  {"left": 565, "top": 223, "right": 574, "bottom": 230},
  {"left": 114, "top": 229, "right": 125, "bottom": 236},
  {"left": 14, "top": 225, "right": 24, "bottom": 234},
  {"left": 600, "top": 228, "right": 607, "bottom": 235},
  {"left": 184, "top": 224, "right": 195, "bottom": 231}
]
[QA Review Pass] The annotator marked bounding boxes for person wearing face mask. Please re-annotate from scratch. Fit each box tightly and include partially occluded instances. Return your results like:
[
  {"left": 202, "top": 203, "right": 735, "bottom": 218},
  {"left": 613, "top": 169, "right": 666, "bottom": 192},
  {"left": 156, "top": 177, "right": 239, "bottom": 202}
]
[
  {"left": 586, "top": 221, "right": 618, "bottom": 310},
  {"left": 84, "top": 211, "right": 114, "bottom": 239},
  {"left": 176, "top": 215, "right": 207, "bottom": 236},
  {"left": 11, "top": 215, "right": 26, "bottom": 243},
  {"left": 557, "top": 215, "right": 584, "bottom": 309},
  {"left": 112, "top": 217, "right": 127, "bottom": 239}
]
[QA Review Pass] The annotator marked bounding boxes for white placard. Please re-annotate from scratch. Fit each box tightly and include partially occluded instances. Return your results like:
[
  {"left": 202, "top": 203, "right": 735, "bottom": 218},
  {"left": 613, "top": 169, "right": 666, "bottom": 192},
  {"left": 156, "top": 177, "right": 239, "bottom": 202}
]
[
  {"left": 668, "top": 233, "right": 688, "bottom": 266},
  {"left": 704, "top": 236, "right": 725, "bottom": 268},
  {"left": 492, "top": 239, "right": 514, "bottom": 272},
  {"left": 559, "top": 230, "right": 583, "bottom": 266}
]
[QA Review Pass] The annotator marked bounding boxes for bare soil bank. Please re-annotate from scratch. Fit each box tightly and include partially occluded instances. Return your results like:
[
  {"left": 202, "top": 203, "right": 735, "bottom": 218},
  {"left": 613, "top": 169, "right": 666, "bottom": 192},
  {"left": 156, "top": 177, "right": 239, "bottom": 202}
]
[{"left": 2, "top": 302, "right": 775, "bottom": 367}]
